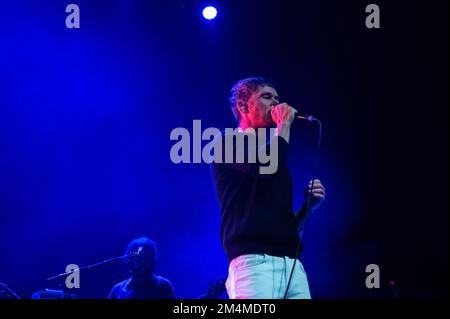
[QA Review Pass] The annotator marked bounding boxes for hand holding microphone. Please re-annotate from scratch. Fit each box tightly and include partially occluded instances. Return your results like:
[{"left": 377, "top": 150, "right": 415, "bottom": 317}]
[
  {"left": 271, "top": 103, "right": 319, "bottom": 143},
  {"left": 271, "top": 103, "right": 318, "bottom": 124},
  {"left": 270, "top": 103, "right": 297, "bottom": 126},
  {"left": 271, "top": 103, "right": 297, "bottom": 143}
]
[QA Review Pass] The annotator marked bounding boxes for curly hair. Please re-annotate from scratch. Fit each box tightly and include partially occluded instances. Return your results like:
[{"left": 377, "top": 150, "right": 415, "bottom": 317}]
[{"left": 229, "top": 77, "right": 276, "bottom": 122}]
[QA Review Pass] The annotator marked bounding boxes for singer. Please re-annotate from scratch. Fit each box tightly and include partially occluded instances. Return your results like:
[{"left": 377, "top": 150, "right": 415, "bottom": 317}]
[
  {"left": 211, "top": 77, "right": 326, "bottom": 299},
  {"left": 108, "top": 237, "right": 175, "bottom": 299}
]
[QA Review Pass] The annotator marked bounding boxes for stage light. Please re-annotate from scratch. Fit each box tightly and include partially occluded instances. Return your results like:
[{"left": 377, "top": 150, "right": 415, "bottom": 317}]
[{"left": 202, "top": 6, "right": 217, "bottom": 20}]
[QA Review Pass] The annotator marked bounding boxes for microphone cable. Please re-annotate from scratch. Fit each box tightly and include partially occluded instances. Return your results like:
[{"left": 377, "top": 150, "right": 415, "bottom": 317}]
[{"left": 283, "top": 116, "right": 322, "bottom": 299}]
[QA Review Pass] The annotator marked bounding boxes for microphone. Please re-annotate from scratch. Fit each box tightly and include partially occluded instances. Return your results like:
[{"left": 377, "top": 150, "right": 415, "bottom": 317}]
[
  {"left": 271, "top": 104, "right": 319, "bottom": 122},
  {"left": 289, "top": 104, "right": 319, "bottom": 121},
  {"left": 297, "top": 114, "right": 319, "bottom": 122}
]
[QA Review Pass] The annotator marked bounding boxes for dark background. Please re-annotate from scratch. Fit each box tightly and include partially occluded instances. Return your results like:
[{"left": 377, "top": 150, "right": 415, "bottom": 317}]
[{"left": 0, "top": 0, "right": 447, "bottom": 299}]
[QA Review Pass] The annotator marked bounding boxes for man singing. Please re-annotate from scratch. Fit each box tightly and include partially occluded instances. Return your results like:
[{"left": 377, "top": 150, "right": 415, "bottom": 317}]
[{"left": 211, "top": 77, "right": 326, "bottom": 299}]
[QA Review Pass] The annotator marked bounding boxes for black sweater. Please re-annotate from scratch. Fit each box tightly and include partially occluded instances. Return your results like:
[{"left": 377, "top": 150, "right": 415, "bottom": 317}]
[{"left": 211, "top": 131, "right": 301, "bottom": 262}]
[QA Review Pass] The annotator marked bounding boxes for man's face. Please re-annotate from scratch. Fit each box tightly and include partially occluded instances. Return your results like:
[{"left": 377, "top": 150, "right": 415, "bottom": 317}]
[
  {"left": 245, "top": 86, "right": 280, "bottom": 127},
  {"left": 130, "top": 247, "right": 155, "bottom": 276}
]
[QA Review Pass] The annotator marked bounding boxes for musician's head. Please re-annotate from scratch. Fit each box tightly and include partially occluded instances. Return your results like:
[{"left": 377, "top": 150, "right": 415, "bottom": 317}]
[
  {"left": 229, "top": 77, "right": 279, "bottom": 128},
  {"left": 124, "top": 237, "right": 158, "bottom": 277}
]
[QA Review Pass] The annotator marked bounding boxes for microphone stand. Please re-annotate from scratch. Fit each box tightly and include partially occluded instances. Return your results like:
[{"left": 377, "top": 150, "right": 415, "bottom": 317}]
[
  {"left": 45, "top": 253, "right": 134, "bottom": 298},
  {"left": 0, "top": 281, "right": 21, "bottom": 299},
  {"left": 46, "top": 254, "right": 130, "bottom": 281}
]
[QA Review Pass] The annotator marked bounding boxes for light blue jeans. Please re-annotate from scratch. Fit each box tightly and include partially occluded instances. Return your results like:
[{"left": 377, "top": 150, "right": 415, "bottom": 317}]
[{"left": 226, "top": 254, "right": 311, "bottom": 299}]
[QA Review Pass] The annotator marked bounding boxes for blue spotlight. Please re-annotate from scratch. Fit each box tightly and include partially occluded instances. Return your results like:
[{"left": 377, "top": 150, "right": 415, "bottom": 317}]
[{"left": 202, "top": 6, "right": 217, "bottom": 20}]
